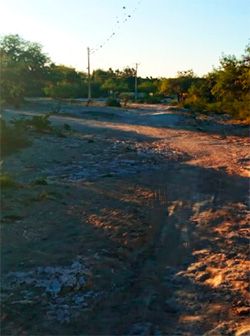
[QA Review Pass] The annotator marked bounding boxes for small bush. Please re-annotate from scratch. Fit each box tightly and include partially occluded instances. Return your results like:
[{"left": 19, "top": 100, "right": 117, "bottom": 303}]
[
  {"left": 11, "top": 117, "right": 29, "bottom": 129},
  {"left": 0, "top": 118, "right": 30, "bottom": 156},
  {"left": 12, "top": 114, "right": 52, "bottom": 132},
  {"left": 32, "top": 177, "right": 48, "bottom": 185},
  {"left": 52, "top": 127, "right": 66, "bottom": 137},
  {"left": 28, "top": 114, "right": 52, "bottom": 132},
  {"left": 63, "top": 123, "right": 71, "bottom": 131},
  {"left": 106, "top": 98, "right": 121, "bottom": 107},
  {"left": 184, "top": 98, "right": 250, "bottom": 122}
]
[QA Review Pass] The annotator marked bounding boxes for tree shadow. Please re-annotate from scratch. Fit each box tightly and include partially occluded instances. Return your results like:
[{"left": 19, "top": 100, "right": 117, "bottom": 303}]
[
  {"left": 69, "top": 160, "right": 248, "bottom": 335},
  {"left": 21, "top": 99, "right": 249, "bottom": 138},
  {"left": 1, "top": 103, "right": 249, "bottom": 335}
]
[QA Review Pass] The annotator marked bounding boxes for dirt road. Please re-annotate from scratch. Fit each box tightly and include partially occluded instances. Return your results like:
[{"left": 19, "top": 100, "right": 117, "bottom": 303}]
[{"left": 1, "top": 101, "right": 249, "bottom": 335}]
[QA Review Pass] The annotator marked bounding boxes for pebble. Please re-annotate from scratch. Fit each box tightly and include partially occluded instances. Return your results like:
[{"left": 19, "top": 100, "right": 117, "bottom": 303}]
[{"left": 2, "top": 259, "right": 95, "bottom": 323}]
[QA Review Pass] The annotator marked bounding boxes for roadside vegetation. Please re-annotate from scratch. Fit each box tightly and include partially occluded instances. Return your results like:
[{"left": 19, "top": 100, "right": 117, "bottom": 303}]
[
  {"left": 0, "top": 174, "right": 19, "bottom": 189},
  {"left": 0, "top": 118, "right": 30, "bottom": 156},
  {"left": 0, "top": 114, "right": 69, "bottom": 158},
  {"left": 0, "top": 34, "right": 249, "bottom": 121},
  {"left": 106, "top": 98, "right": 121, "bottom": 107}
]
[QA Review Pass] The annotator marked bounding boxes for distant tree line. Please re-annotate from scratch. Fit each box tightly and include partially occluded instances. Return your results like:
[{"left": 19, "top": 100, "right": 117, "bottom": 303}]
[
  {"left": 0, "top": 34, "right": 249, "bottom": 120},
  {"left": 0, "top": 35, "right": 159, "bottom": 103}
]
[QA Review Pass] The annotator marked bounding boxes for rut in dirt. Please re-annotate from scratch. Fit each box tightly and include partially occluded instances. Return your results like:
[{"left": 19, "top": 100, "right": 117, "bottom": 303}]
[{"left": 87, "top": 157, "right": 248, "bottom": 335}]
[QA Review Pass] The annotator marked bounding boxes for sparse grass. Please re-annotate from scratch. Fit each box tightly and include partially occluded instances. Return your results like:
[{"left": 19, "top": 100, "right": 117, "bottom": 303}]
[
  {"left": 28, "top": 114, "right": 52, "bottom": 132},
  {"left": 52, "top": 127, "right": 67, "bottom": 138},
  {"left": 11, "top": 117, "right": 30, "bottom": 129},
  {"left": 12, "top": 114, "right": 52, "bottom": 132},
  {"left": 0, "top": 174, "right": 19, "bottom": 189},
  {"left": 32, "top": 177, "right": 48, "bottom": 185},
  {"left": 35, "top": 191, "right": 51, "bottom": 201},
  {"left": 32, "top": 190, "right": 60, "bottom": 202},
  {"left": 0, "top": 118, "right": 31, "bottom": 157},
  {"left": 12, "top": 114, "right": 69, "bottom": 137},
  {"left": 0, "top": 112, "right": 70, "bottom": 158},
  {"left": 63, "top": 123, "right": 71, "bottom": 131},
  {"left": 26, "top": 115, "right": 69, "bottom": 137}
]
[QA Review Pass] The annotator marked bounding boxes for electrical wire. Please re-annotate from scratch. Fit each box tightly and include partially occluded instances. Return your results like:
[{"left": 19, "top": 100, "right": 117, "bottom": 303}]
[{"left": 90, "top": 0, "right": 142, "bottom": 55}]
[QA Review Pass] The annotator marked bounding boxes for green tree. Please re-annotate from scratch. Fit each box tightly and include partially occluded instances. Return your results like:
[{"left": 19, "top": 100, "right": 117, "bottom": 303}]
[
  {"left": 138, "top": 80, "right": 158, "bottom": 95},
  {"left": 119, "top": 67, "right": 136, "bottom": 91},
  {"left": 0, "top": 34, "right": 50, "bottom": 106},
  {"left": 211, "top": 56, "right": 243, "bottom": 101},
  {"left": 101, "top": 78, "right": 128, "bottom": 96},
  {"left": 183, "top": 44, "right": 250, "bottom": 120},
  {"left": 159, "top": 70, "right": 197, "bottom": 101},
  {"left": 44, "top": 64, "right": 87, "bottom": 98},
  {"left": 92, "top": 68, "right": 117, "bottom": 96}
]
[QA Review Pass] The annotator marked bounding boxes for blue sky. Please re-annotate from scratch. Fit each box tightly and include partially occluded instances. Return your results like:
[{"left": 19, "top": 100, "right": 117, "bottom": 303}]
[{"left": 1, "top": 0, "right": 249, "bottom": 77}]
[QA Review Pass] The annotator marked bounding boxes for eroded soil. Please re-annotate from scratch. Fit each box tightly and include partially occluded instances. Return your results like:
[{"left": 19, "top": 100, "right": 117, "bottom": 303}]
[{"left": 1, "top": 101, "right": 249, "bottom": 335}]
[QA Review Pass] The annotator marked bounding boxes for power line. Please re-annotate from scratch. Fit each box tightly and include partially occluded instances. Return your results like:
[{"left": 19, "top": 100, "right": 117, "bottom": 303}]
[
  {"left": 90, "top": 1, "right": 142, "bottom": 55},
  {"left": 86, "top": 1, "right": 142, "bottom": 99}
]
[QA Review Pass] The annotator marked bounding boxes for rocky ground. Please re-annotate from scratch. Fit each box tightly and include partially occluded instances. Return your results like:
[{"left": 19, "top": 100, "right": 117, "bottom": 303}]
[{"left": 1, "top": 101, "right": 249, "bottom": 335}]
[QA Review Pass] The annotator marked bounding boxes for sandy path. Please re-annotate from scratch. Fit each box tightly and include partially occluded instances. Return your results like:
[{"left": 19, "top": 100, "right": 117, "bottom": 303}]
[
  {"left": 1, "top": 102, "right": 249, "bottom": 335},
  {"left": 4, "top": 104, "right": 249, "bottom": 177}
]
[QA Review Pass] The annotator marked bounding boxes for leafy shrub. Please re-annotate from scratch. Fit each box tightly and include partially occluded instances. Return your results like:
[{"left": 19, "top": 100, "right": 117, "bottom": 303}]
[
  {"left": 184, "top": 98, "right": 250, "bottom": 122},
  {"left": 106, "top": 98, "right": 121, "bottom": 107},
  {"left": 63, "top": 123, "right": 71, "bottom": 131},
  {"left": 12, "top": 114, "right": 52, "bottom": 132},
  {"left": 1, "top": 35, "right": 49, "bottom": 107},
  {"left": 181, "top": 46, "right": 250, "bottom": 122},
  {"left": 44, "top": 82, "right": 82, "bottom": 99},
  {"left": 183, "top": 97, "right": 208, "bottom": 112},
  {"left": 28, "top": 114, "right": 52, "bottom": 132}
]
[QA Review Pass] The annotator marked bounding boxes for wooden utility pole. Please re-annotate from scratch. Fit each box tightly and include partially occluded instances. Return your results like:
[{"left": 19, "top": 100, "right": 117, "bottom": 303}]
[
  {"left": 87, "top": 47, "right": 91, "bottom": 102},
  {"left": 135, "top": 63, "right": 139, "bottom": 101}
]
